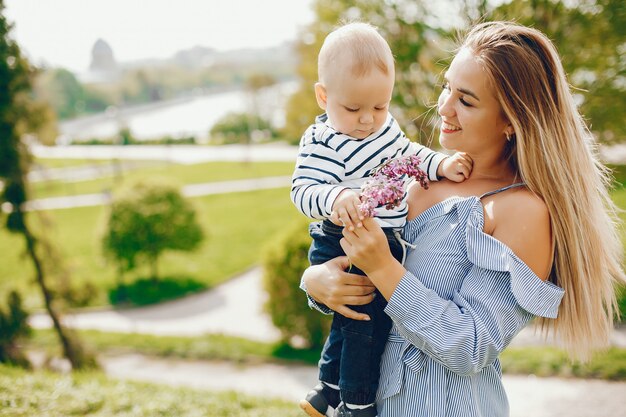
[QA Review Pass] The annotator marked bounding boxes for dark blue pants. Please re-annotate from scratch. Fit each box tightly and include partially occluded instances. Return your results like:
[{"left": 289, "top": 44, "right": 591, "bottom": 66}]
[{"left": 308, "top": 220, "right": 404, "bottom": 405}]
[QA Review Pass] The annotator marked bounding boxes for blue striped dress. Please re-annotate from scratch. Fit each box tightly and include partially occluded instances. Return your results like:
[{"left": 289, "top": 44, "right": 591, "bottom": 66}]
[{"left": 305, "top": 190, "right": 564, "bottom": 416}]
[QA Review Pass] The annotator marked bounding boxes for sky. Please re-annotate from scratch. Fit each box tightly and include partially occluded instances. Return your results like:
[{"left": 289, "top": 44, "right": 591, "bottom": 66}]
[{"left": 4, "top": 0, "right": 315, "bottom": 73}]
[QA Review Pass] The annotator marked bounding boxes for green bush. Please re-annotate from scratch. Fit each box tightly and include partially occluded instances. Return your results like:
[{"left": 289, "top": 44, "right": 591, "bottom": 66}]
[
  {"left": 0, "top": 291, "right": 31, "bottom": 367},
  {"left": 262, "top": 219, "right": 330, "bottom": 349},
  {"left": 209, "top": 112, "right": 276, "bottom": 144},
  {"left": 102, "top": 180, "right": 204, "bottom": 281}
]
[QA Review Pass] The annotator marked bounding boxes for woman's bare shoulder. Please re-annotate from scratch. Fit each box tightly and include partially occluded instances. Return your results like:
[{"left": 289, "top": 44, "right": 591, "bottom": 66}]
[
  {"left": 407, "top": 181, "right": 448, "bottom": 220},
  {"left": 488, "top": 188, "right": 552, "bottom": 279}
]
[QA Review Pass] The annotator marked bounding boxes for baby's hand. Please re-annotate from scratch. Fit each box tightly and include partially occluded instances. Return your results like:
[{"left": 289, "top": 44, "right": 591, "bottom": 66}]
[
  {"left": 330, "top": 189, "right": 363, "bottom": 231},
  {"left": 439, "top": 152, "right": 473, "bottom": 182}
]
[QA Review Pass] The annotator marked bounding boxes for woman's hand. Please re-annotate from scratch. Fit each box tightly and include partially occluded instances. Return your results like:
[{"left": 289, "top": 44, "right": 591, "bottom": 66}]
[
  {"left": 303, "top": 256, "right": 376, "bottom": 321},
  {"left": 340, "top": 217, "right": 395, "bottom": 276},
  {"left": 340, "top": 217, "right": 407, "bottom": 300}
]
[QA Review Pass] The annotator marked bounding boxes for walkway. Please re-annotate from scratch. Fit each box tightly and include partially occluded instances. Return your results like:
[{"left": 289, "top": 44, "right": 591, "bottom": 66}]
[{"left": 100, "top": 354, "right": 626, "bottom": 417}]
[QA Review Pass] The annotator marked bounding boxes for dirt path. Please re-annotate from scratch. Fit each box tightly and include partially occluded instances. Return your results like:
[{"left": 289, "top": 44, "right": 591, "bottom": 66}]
[{"left": 101, "top": 353, "right": 626, "bottom": 417}]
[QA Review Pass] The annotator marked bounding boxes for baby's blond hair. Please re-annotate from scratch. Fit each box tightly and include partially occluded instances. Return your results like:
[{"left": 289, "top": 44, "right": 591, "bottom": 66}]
[{"left": 318, "top": 22, "right": 394, "bottom": 87}]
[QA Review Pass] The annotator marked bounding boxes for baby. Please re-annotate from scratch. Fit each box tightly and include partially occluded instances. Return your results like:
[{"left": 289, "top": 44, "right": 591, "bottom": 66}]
[{"left": 291, "top": 22, "right": 471, "bottom": 417}]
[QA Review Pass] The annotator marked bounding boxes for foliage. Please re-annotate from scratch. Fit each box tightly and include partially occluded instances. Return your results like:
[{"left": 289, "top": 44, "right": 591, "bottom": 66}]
[
  {"left": 262, "top": 219, "right": 331, "bottom": 349},
  {"left": 108, "top": 275, "right": 205, "bottom": 306},
  {"left": 0, "top": 364, "right": 303, "bottom": 417},
  {"left": 209, "top": 112, "right": 276, "bottom": 144},
  {"left": 487, "top": 0, "right": 626, "bottom": 144},
  {"left": 284, "top": 0, "right": 626, "bottom": 144},
  {"left": 102, "top": 180, "right": 204, "bottom": 280},
  {"left": 0, "top": 0, "right": 95, "bottom": 370},
  {"left": 33, "top": 68, "right": 109, "bottom": 119},
  {"left": 0, "top": 291, "right": 31, "bottom": 367}
]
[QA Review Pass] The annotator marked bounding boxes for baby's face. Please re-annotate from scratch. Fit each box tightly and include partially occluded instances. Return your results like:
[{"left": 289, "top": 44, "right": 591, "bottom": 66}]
[{"left": 319, "top": 68, "right": 394, "bottom": 140}]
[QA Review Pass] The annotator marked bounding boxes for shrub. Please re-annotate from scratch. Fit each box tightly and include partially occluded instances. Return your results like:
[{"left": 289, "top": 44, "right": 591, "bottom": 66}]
[
  {"left": 262, "top": 219, "right": 330, "bottom": 349},
  {"left": 102, "top": 180, "right": 204, "bottom": 281},
  {"left": 209, "top": 112, "right": 276, "bottom": 144},
  {"left": 0, "top": 291, "right": 31, "bottom": 367}
]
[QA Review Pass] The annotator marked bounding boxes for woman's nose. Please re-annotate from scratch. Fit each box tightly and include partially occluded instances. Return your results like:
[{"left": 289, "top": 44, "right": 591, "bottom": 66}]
[{"left": 438, "top": 92, "right": 454, "bottom": 118}]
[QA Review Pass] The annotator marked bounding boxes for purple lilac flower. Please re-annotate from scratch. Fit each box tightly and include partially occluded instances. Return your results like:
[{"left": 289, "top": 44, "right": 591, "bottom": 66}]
[{"left": 358, "top": 155, "right": 429, "bottom": 218}]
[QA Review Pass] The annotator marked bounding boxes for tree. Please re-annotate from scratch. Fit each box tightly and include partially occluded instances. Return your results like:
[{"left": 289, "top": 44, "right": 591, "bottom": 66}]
[
  {"left": 0, "top": 1, "right": 95, "bottom": 369},
  {"left": 103, "top": 181, "right": 204, "bottom": 281},
  {"left": 486, "top": 0, "right": 626, "bottom": 144},
  {"left": 0, "top": 291, "right": 31, "bottom": 367}
]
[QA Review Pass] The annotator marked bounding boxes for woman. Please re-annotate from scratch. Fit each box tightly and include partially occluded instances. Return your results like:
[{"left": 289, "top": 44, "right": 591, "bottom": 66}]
[{"left": 302, "top": 21, "right": 624, "bottom": 417}]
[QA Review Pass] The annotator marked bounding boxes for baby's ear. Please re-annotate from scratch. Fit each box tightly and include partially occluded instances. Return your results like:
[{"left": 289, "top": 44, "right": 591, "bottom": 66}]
[{"left": 314, "top": 83, "right": 328, "bottom": 110}]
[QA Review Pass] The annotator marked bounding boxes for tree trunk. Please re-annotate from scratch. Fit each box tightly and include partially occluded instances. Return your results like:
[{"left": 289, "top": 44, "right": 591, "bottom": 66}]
[{"left": 20, "top": 214, "right": 93, "bottom": 370}]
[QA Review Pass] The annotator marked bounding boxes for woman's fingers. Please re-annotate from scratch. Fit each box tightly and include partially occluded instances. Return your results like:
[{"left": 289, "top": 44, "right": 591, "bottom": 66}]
[{"left": 334, "top": 305, "right": 371, "bottom": 321}]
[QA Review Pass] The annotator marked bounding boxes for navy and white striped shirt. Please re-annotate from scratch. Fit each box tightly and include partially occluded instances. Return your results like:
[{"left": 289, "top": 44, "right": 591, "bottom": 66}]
[
  {"left": 291, "top": 113, "right": 447, "bottom": 228},
  {"left": 304, "top": 192, "right": 564, "bottom": 416}
]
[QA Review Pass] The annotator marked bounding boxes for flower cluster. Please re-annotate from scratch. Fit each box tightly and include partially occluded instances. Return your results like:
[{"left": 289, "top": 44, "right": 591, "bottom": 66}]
[{"left": 358, "top": 155, "right": 429, "bottom": 218}]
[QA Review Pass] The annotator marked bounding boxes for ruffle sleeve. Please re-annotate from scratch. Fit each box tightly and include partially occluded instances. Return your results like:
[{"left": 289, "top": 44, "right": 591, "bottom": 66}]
[
  {"left": 384, "top": 197, "right": 564, "bottom": 376},
  {"left": 464, "top": 199, "right": 564, "bottom": 318}
]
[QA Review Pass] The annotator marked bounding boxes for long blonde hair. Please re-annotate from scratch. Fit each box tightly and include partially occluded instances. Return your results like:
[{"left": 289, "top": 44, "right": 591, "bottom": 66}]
[{"left": 463, "top": 21, "right": 624, "bottom": 361}]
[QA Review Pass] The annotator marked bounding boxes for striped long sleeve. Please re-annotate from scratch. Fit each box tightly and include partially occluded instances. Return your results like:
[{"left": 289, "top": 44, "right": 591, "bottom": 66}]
[{"left": 291, "top": 113, "right": 447, "bottom": 224}]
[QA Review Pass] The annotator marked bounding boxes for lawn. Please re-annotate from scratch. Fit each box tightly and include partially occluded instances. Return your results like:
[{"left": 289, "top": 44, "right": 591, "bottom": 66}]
[
  {"left": 0, "top": 187, "right": 301, "bottom": 310},
  {"left": 27, "top": 328, "right": 626, "bottom": 381},
  {"left": 0, "top": 363, "right": 302, "bottom": 417},
  {"left": 29, "top": 160, "right": 294, "bottom": 199}
]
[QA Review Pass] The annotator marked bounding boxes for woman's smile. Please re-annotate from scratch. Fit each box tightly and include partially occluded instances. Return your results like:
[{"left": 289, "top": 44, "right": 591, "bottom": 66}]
[{"left": 441, "top": 121, "right": 462, "bottom": 134}]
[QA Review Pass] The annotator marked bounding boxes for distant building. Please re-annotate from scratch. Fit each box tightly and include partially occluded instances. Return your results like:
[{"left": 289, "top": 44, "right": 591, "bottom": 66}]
[
  {"left": 82, "top": 38, "right": 119, "bottom": 83},
  {"left": 89, "top": 38, "right": 117, "bottom": 72}
]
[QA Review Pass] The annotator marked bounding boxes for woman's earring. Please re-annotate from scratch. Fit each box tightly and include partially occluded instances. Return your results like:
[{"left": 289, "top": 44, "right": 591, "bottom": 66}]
[{"left": 506, "top": 132, "right": 512, "bottom": 142}]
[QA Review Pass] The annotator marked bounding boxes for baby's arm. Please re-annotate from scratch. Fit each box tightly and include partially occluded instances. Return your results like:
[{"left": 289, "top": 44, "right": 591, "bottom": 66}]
[{"left": 290, "top": 127, "right": 347, "bottom": 220}]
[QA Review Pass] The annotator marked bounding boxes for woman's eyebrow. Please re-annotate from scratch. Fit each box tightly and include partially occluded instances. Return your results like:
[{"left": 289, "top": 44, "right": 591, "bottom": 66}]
[
  {"left": 443, "top": 73, "right": 481, "bottom": 101},
  {"left": 457, "top": 87, "right": 480, "bottom": 101}
]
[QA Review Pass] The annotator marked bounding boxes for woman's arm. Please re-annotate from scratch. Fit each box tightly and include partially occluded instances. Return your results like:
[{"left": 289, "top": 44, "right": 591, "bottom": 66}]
[{"left": 302, "top": 256, "right": 377, "bottom": 321}]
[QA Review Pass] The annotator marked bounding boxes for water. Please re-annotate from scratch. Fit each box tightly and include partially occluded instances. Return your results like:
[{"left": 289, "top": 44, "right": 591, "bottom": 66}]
[{"left": 58, "top": 81, "right": 297, "bottom": 143}]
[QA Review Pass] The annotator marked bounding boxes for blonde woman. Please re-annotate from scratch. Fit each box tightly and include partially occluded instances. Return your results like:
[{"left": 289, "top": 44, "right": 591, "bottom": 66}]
[{"left": 302, "top": 21, "right": 624, "bottom": 417}]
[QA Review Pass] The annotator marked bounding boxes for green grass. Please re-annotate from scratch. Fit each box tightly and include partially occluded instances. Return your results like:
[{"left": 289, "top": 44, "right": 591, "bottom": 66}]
[
  {"left": 0, "top": 187, "right": 300, "bottom": 310},
  {"left": 26, "top": 329, "right": 626, "bottom": 381},
  {"left": 28, "top": 329, "right": 321, "bottom": 365},
  {"left": 0, "top": 363, "right": 302, "bottom": 417},
  {"left": 500, "top": 346, "right": 626, "bottom": 380},
  {"left": 30, "top": 161, "right": 294, "bottom": 199}
]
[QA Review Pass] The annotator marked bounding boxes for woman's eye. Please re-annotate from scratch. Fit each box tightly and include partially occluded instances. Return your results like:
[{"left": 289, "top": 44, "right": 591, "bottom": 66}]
[
  {"left": 460, "top": 98, "right": 472, "bottom": 107},
  {"left": 345, "top": 107, "right": 359, "bottom": 112},
  {"left": 375, "top": 106, "right": 386, "bottom": 111}
]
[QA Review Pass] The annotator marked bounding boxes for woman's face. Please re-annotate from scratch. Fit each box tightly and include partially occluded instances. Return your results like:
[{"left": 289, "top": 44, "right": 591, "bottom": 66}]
[{"left": 437, "top": 48, "right": 510, "bottom": 155}]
